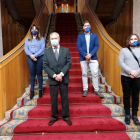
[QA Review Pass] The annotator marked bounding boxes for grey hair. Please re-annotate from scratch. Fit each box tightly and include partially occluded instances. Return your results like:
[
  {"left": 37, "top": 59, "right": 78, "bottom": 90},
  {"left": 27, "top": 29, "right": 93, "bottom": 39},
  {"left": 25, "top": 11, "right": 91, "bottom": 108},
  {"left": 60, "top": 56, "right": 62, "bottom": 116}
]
[{"left": 50, "top": 32, "right": 60, "bottom": 38}]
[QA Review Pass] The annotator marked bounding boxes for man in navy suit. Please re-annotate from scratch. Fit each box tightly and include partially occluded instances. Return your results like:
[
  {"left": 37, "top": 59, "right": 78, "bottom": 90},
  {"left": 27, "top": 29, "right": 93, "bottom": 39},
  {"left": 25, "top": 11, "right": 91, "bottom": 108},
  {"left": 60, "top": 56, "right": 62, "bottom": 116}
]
[{"left": 77, "top": 20, "right": 104, "bottom": 98}]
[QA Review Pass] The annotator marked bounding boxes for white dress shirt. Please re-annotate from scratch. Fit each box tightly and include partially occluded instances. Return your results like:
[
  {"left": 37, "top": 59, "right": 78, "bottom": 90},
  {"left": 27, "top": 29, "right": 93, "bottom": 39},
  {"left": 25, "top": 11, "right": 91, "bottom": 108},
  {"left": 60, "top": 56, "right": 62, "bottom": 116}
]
[
  {"left": 85, "top": 33, "right": 90, "bottom": 53},
  {"left": 52, "top": 45, "right": 64, "bottom": 78}
]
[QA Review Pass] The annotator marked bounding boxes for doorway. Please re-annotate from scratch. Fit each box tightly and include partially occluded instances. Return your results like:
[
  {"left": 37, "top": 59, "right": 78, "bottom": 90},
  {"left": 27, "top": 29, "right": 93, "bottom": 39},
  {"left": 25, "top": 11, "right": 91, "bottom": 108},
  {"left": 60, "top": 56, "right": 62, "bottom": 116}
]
[{"left": 55, "top": 0, "right": 75, "bottom": 13}]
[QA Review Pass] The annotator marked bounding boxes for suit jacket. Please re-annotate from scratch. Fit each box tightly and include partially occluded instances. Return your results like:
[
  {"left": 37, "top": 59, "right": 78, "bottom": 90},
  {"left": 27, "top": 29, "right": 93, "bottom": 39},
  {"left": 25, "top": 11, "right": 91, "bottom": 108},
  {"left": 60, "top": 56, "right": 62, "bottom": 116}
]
[
  {"left": 43, "top": 46, "right": 71, "bottom": 85},
  {"left": 76, "top": 32, "right": 99, "bottom": 61}
]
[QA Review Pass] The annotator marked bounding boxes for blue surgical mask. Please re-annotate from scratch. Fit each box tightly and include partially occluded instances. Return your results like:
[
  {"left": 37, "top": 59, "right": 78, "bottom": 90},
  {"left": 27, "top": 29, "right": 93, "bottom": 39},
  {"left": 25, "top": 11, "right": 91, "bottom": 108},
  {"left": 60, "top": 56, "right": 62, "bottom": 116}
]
[
  {"left": 84, "top": 27, "right": 91, "bottom": 33},
  {"left": 130, "top": 40, "right": 138, "bottom": 47},
  {"left": 51, "top": 39, "right": 59, "bottom": 46},
  {"left": 31, "top": 30, "right": 38, "bottom": 35}
]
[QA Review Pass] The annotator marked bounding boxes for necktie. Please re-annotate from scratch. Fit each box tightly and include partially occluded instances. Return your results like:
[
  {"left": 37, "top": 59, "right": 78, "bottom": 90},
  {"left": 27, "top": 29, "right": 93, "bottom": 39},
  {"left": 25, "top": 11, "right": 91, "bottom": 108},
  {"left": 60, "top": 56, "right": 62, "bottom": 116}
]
[{"left": 54, "top": 47, "right": 58, "bottom": 61}]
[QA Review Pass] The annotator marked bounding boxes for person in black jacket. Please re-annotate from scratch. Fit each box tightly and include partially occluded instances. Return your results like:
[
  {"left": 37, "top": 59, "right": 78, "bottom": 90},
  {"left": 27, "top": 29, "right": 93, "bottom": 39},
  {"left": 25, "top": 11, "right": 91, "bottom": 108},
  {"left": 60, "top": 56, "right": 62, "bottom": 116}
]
[{"left": 43, "top": 32, "right": 72, "bottom": 126}]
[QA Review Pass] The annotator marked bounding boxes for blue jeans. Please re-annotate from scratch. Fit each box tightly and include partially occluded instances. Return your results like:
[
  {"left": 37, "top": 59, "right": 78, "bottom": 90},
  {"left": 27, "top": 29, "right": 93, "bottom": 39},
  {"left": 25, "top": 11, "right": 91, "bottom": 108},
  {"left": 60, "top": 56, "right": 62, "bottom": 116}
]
[{"left": 27, "top": 55, "right": 43, "bottom": 91}]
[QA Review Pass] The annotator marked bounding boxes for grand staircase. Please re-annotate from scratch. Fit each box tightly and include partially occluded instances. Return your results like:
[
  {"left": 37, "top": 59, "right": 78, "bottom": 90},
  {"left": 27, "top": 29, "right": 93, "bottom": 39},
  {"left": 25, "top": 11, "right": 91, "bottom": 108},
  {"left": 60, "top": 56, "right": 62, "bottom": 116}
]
[{"left": 0, "top": 13, "right": 140, "bottom": 140}]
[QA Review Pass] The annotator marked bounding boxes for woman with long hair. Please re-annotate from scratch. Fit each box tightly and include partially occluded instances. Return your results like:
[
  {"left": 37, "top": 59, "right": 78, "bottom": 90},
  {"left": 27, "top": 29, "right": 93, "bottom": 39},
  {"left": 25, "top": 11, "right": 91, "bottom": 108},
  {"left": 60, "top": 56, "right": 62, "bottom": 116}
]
[
  {"left": 24, "top": 25, "right": 45, "bottom": 99},
  {"left": 119, "top": 34, "right": 140, "bottom": 125}
]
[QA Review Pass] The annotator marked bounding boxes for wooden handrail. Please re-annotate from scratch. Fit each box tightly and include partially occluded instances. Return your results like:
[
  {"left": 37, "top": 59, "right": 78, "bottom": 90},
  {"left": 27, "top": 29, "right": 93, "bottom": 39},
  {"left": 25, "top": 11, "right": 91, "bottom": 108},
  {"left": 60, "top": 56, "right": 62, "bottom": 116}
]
[{"left": 0, "top": 0, "right": 50, "bottom": 120}]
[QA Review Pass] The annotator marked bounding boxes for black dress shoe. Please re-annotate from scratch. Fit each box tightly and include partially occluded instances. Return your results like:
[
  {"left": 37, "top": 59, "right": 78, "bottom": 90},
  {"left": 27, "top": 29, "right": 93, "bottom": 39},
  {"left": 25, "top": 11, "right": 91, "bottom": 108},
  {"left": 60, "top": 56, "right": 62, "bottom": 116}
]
[
  {"left": 132, "top": 115, "right": 139, "bottom": 125},
  {"left": 125, "top": 115, "right": 130, "bottom": 125},
  {"left": 48, "top": 119, "right": 58, "bottom": 126},
  {"left": 39, "top": 90, "right": 42, "bottom": 98},
  {"left": 30, "top": 91, "right": 34, "bottom": 100},
  {"left": 65, "top": 119, "right": 72, "bottom": 126}
]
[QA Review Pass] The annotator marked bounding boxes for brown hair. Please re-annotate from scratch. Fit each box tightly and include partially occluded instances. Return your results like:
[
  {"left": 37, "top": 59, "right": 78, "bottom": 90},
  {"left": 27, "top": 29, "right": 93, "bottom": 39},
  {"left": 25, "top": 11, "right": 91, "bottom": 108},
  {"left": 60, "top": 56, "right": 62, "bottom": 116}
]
[
  {"left": 28, "top": 25, "right": 41, "bottom": 41},
  {"left": 83, "top": 20, "right": 90, "bottom": 26},
  {"left": 126, "top": 34, "right": 140, "bottom": 47}
]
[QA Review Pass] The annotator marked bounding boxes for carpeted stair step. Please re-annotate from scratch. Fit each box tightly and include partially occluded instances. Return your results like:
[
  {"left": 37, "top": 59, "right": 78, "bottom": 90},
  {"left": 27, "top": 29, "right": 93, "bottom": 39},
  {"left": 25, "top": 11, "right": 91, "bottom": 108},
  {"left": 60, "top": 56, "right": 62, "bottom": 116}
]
[
  {"left": 60, "top": 40, "right": 77, "bottom": 43},
  {"left": 42, "top": 69, "right": 82, "bottom": 77},
  {"left": 22, "top": 92, "right": 116, "bottom": 106},
  {"left": 42, "top": 73, "right": 103, "bottom": 85},
  {"left": 68, "top": 47, "right": 78, "bottom": 52},
  {"left": 56, "top": 25, "right": 77, "bottom": 27},
  {"left": 56, "top": 36, "right": 78, "bottom": 40},
  {"left": 56, "top": 22, "right": 77, "bottom": 24},
  {"left": 59, "top": 35, "right": 78, "bottom": 38},
  {"left": 69, "top": 76, "right": 90, "bottom": 84},
  {"left": 58, "top": 30, "right": 78, "bottom": 32},
  {"left": 0, "top": 132, "right": 139, "bottom": 140},
  {"left": 1, "top": 117, "right": 139, "bottom": 136},
  {"left": 42, "top": 76, "right": 102, "bottom": 85},
  {"left": 71, "top": 63, "right": 81, "bottom": 69},
  {"left": 71, "top": 57, "right": 79, "bottom": 63},
  {"left": 56, "top": 17, "right": 76, "bottom": 19},
  {"left": 60, "top": 43, "right": 77, "bottom": 47},
  {"left": 69, "top": 69, "right": 82, "bottom": 75},
  {"left": 59, "top": 33, "right": 78, "bottom": 36},
  {"left": 11, "top": 104, "right": 125, "bottom": 120},
  {"left": 56, "top": 28, "right": 78, "bottom": 31},
  {"left": 43, "top": 84, "right": 108, "bottom": 93},
  {"left": 56, "top": 21, "right": 76, "bottom": 24},
  {"left": 60, "top": 39, "right": 77, "bottom": 43}
]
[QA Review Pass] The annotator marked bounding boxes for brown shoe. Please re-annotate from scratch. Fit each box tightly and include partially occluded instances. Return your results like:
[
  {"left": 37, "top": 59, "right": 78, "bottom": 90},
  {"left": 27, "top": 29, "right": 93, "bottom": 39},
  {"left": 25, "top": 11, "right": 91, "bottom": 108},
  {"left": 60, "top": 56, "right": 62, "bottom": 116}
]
[
  {"left": 48, "top": 119, "right": 57, "bottom": 126},
  {"left": 65, "top": 119, "right": 72, "bottom": 126}
]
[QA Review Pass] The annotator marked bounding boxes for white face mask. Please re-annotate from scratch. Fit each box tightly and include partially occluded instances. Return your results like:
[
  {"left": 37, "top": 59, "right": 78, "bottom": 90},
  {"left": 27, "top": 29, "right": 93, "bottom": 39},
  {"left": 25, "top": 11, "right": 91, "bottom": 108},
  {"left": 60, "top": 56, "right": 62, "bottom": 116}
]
[{"left": 51, "top": 39, "right": 59, "bottom": 46}]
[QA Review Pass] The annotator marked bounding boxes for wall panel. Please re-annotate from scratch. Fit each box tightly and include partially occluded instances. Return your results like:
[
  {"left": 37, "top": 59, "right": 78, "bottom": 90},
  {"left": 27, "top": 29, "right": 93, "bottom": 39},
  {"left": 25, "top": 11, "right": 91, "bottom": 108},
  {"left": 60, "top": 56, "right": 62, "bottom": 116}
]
[
  {"left": 1, "top": 1, "right": 28, "bottom": 55},
  {"left": 105, "top": 0, "right": 133, "bottom": 47}
]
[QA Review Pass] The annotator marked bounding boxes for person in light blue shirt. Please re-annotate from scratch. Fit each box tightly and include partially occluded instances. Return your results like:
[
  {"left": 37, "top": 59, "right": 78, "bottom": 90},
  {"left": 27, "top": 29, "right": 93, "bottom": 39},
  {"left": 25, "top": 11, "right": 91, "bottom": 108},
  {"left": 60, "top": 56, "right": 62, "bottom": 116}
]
[{"left": 24, "top": 25, "right": 45, "bottom": 99}]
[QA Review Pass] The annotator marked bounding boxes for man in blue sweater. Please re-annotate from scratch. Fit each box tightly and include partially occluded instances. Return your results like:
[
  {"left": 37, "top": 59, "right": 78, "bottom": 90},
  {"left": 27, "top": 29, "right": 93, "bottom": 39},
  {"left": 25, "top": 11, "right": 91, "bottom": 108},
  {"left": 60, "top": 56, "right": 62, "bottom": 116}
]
[{"left": 77, "top": 20, "right": 104, "bottom": 98}]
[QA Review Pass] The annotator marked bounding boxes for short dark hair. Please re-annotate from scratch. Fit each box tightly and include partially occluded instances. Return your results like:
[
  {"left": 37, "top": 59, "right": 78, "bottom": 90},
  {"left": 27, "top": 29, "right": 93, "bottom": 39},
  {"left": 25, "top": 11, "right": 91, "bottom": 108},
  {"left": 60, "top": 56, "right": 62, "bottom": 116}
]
[
  {"left": 126, "top": 34, "right": 140, "bottom": 47},
  {"left": 83, "top": 20, "right": 90, "bottom": 26}
]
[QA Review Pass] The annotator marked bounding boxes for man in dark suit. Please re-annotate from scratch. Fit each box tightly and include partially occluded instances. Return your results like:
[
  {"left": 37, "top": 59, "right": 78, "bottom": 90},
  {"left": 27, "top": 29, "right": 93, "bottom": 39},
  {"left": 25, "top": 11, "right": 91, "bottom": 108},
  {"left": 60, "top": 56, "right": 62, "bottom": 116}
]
[
  {"left": 77, "top": 20, "right": 104, "bottom": 98},
  {"left": 43, "top": 32, "right": 72, "bottom": 126}
]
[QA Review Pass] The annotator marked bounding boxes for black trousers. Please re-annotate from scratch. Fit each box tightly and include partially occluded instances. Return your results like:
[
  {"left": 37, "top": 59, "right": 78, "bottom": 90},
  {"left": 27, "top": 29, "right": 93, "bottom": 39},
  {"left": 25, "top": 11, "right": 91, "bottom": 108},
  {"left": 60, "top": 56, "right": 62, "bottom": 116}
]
[
  {"left": 49, "top": 82, "right": 69, "bottom": 121},
  {"left": 121, "top": 75, "right": 140, "bottom": 116}
]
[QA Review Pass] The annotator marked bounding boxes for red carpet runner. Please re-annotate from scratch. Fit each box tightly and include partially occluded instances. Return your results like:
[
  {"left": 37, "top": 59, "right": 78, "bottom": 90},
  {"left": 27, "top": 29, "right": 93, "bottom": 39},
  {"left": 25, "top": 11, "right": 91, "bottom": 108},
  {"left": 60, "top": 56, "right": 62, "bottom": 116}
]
[{"left": 0, "top": 13, "right": 139, "bottom": 140}]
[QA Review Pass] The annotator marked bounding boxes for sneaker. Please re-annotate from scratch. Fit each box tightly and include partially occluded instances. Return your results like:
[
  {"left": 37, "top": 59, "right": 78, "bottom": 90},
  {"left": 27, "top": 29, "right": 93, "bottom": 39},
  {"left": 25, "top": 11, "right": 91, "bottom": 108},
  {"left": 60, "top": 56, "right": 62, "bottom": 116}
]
[
  {"left": 83, "top": 90, "right": 88, "bottom": 97},
  {"left": 94, "top": 91, "right": 104, "bottom": 98}
]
